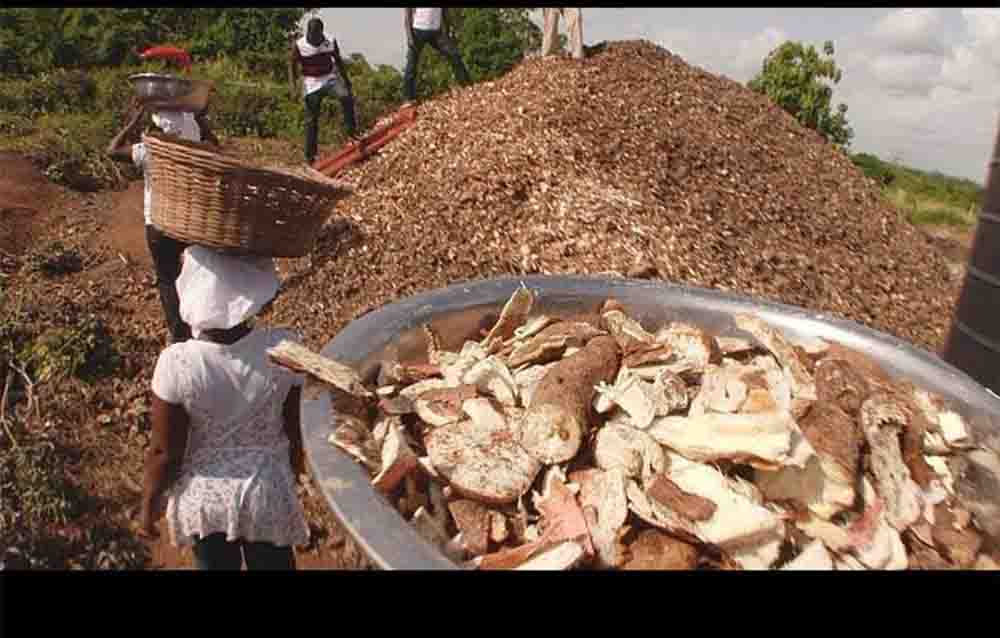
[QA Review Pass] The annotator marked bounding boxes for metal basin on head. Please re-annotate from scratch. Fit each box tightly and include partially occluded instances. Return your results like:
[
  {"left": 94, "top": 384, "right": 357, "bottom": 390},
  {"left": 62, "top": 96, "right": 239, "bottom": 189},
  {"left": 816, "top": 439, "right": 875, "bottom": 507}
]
[{"left": 300, "top": 276, "right": 1000, "bottom": 570}]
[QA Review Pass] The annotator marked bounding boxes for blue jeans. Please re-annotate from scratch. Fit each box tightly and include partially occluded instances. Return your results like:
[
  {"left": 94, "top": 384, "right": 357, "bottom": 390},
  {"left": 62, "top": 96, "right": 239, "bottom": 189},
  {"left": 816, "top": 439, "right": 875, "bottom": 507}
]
[
  {"left": 192, "top": 533, "right": 297, "bottom": 571},
  {"left": 304, "top": 80, "right": 356, "bottom": 163},
  {"left": 403, "top": 28, "right": 470, "bottom": 101}
]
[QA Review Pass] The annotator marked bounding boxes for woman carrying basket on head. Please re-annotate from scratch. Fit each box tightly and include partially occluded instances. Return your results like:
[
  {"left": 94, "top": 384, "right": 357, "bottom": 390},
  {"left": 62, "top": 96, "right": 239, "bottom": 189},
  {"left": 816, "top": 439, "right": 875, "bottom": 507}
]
[
  {"left": 135, "top": 246, "right": 310, "bottom": 570},
  {"left": 107, "top": 101, "right": 220, "bottom": 345}
]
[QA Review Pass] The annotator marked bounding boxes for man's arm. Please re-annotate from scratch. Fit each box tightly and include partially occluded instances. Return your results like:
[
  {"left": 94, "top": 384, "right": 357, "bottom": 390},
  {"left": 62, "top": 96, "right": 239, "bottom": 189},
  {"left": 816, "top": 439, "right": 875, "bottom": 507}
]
[
  {"left": 289, "top": 41, "right": 301, "bottom": 98},
  {"left": 289, "top": 41, "right": 300, "bottom": 82},
  {"left": 403, "top": 8, "right": 414, "bottom": 45},
  {"left": 331, "top": 39, "right": 353, "bottom": 92},
  {"left": 106, "top": 103, "right": 146, "bottom": 163}
]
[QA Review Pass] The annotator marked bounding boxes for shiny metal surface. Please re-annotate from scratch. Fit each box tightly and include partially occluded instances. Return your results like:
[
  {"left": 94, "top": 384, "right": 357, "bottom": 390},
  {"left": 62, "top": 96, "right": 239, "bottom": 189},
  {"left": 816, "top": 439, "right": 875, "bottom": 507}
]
[
  {"left": 302, "top": 276, "right": 1000, "bottom": 570},
  {"left": 128, "top": 73, "right": 193, "bottom": 101}
]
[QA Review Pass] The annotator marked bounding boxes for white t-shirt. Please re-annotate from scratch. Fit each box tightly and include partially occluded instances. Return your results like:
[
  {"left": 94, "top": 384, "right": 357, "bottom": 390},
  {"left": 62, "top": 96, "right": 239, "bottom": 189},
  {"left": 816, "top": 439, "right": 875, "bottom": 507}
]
[
  {"left": 151, "top": 327, "right": 310, "bottom": 547},
  {"left": 412, "top": 8, "right": 443, "bottom": 31},
  {"left": 296, "top": 37, "right": 347, "bottom": 97},
  {"left": 133, "top": 115, "right": 202, "bottom": 227}
]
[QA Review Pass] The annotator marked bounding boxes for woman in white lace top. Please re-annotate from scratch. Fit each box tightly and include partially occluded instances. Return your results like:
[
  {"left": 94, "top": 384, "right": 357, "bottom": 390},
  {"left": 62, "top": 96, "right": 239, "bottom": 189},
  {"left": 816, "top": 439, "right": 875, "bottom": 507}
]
[{"left": 137, "top": 246, "right": 310, "bottom": 570}]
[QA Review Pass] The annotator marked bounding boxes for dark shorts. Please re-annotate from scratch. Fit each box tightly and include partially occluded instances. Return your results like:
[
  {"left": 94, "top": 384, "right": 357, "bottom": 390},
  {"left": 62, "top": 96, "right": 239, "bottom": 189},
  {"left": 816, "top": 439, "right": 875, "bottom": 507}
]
[{"left": 191, "top": 533, "right": 296, "bottom": 571}]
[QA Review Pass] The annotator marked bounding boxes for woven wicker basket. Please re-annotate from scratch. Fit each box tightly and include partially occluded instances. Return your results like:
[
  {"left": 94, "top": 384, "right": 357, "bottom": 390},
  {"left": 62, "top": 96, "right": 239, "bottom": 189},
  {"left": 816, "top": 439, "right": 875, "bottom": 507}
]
[{"left": 144, "top": 132, "right": 352, "bottom": 258}]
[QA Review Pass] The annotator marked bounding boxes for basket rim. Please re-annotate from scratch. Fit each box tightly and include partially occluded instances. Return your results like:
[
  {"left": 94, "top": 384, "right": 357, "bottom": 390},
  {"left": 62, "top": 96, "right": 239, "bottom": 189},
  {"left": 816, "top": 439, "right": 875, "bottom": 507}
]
[{"left": 143, "top": 131, "right": 355, "bottom": 195}]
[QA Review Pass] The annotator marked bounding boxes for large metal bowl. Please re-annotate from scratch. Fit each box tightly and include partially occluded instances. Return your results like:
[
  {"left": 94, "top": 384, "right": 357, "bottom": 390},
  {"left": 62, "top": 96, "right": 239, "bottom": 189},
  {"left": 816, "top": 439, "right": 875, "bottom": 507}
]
[
  {"left": 301, "top": 276, "right": 1000, "bottom": 570},
  {"left": 128, "top": 73, "right": 193, "bottom": 102}
]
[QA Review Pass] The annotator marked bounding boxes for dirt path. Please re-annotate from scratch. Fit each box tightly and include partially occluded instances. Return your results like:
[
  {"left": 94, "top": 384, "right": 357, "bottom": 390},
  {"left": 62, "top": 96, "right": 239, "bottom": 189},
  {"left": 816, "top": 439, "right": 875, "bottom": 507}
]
[
  {"left": 4, "top": 138, "right": 976, "bottom": 570},
  {"left": 1, "top": 152, "right": 368, "bottom": 570},
  {"left": 0, "top": 153, "right": 64, "bottom": 256},
  {"left": 101, "top": 181, "right": 154, "bottom": 268}
]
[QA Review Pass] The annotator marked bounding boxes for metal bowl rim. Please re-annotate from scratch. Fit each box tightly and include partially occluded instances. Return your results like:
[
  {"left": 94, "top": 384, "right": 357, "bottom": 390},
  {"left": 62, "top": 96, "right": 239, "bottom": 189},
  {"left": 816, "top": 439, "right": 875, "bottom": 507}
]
[{"left": 302, "top": 275, "right": 1000, "bottom": 570}]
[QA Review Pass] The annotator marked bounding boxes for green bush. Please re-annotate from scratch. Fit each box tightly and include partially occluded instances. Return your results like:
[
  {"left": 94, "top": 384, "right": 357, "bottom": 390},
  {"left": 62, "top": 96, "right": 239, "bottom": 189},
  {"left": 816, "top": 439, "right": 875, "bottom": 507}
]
[
  {"left": 0, "top": 69, "right": 97, "bottom": 118},
  {"left": 907, "top": 207, "right": 974, "bottom": 228},
  {"left": 0, "top": 435, "right": 82, "bottom": 533},
  {"left": 25, "top": 112, "right": 127, "bottom": 191},
  {"left": 91, "top": 64, "right": 147, "bottom": 125},
  {"left": 0, "top": 112, "right": 35, "bottom": 137},
  {"left": 850, "top": 153, "right": 895, "bottom": 186}
]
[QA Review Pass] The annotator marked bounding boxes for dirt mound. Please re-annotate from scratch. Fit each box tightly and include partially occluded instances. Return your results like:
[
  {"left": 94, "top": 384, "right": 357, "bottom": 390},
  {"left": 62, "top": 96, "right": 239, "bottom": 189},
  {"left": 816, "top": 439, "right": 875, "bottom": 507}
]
[
  {"left": 271, "top": 40, "right": 956, "bottom": 353},
  {"left": 0, "top": 153, "right": 63, "bottom": 257}
]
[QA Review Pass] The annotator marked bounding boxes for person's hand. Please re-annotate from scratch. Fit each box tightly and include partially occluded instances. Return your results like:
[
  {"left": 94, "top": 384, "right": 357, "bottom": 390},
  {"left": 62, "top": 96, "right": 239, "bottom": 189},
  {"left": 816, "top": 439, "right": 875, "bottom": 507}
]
[
  {"left": 136, "top": 497, "right": 165, "bottom": 539},
  {"left": 136, "top": 513, "right": 159, "bottom": 540}
]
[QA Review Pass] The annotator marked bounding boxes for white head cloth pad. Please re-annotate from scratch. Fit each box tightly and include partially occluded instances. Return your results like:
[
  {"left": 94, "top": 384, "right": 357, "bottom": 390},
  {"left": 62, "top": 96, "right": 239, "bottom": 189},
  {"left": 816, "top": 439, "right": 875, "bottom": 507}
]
[
  {"left": 177, "top": 246, "right": 279, "bottom": 337},
  {"left": 152, "top": 110, "right": 201, "bottom": 142}
]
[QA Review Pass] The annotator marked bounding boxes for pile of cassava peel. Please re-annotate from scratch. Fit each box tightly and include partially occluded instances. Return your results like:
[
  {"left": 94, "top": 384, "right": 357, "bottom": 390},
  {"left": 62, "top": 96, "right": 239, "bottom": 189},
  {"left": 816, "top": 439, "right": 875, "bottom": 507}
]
[{"left": 268, "top": 287, "right": 1000, "bottom": 570}]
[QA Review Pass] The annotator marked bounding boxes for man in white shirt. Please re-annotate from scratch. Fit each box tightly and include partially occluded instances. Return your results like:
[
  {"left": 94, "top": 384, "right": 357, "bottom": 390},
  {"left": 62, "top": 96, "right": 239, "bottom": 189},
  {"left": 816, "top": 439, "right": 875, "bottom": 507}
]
[
  {"left": 402, "top": 8, "right": 471, "bottom": 103},
  {"left": 291, "top": 17, "right": 358, "bottom": 165},
  {"left": 541, "top": 8, "right": 585, "bottom": 60},
  {"left": 107, "top": 101, "right": 219, "bottom": 344}
]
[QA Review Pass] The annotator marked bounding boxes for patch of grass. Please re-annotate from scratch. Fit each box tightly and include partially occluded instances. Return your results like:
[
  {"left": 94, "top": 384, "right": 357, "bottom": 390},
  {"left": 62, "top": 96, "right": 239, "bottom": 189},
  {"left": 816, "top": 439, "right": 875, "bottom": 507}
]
[
  {"left": 18, "top": 315, "right": 119, "bottom": 384},
  {"left": 24, "top": 241, "right": 84, "bottom": 277},
  {"left": 2, "top": 111, "right": 131, "bottom": 191},
  {"left": 0, "top": 54, "right": 396, "bottom": 193},
  {"left": 887, "top": 187, "right": 979, "bottom": 229},
  {"left": 1, "top": 279, "right": 119, "bottom": 386},
  {"left": 907, "top": 207, "right": 975, "bottom": 228},
  {"left": 0, "top": 433, "right": 83, "bottom": 533},
  {"left": 0, "top": 112, "right": 35, "bottom": 137},
  {"left": 852, "top": 152, "right": 983, "bottom": 229}
]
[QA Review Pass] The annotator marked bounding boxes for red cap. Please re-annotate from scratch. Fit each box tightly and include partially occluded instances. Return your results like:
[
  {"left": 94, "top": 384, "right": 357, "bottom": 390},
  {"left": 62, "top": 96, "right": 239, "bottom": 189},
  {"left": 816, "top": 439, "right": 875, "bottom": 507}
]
[{"left": 140, "top": 46, "right": 193, "bottom": 72}]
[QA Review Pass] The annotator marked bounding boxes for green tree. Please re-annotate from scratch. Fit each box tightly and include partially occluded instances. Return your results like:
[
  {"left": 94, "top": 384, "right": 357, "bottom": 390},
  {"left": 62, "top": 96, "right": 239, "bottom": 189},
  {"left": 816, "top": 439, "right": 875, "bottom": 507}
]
[
  {"left": 748, "top": 40, "right": 853, "bottom": 148},
  {"left": 343, "top": 53, "right": 405, "bottom": 131},
  {"left": 0, "top": 8, "right": 310, "bottom": 73}
]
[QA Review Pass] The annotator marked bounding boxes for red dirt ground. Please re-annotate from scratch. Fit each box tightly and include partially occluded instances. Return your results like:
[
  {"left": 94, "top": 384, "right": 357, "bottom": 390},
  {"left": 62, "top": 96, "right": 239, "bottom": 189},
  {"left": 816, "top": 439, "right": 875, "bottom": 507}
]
[
  {"left": 0, "top": 148, "right": 977, "bottom": 571},
  {"left": 1, "top": 154, "right": 368, "bottom": 570},
  {"left": 0, "top": 153, "right": 63, "bottom": 257}
]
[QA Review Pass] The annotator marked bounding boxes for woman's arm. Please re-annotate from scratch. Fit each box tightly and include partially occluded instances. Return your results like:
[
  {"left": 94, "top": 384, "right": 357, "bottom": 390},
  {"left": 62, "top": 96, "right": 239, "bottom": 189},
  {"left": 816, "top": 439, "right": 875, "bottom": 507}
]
[
  {"left": 282, "top": 385, "right": 305, "bottom": 480},
  {"left": 138, "top": 394, "right": 190, "bottom": 537},
  {"left": 106, "top": 103, "right": 146, "bottom": 162}
]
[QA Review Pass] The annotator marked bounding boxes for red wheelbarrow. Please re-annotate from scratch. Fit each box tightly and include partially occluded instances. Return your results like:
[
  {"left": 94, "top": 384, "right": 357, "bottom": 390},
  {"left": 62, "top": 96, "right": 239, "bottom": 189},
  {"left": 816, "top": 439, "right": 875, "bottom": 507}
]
[{"left": 312, "top": 103, "right": 418, "bottom": 177}]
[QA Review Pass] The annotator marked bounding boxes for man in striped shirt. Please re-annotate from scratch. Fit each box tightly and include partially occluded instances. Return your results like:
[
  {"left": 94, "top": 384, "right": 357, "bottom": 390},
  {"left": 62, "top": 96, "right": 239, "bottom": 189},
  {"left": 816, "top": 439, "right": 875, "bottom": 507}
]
[
  {"left": 291, "top": 17, "right": 358, "bottom": 165},
  {"left": 402, "top": 8, "right": 471, "bottom": 103}
]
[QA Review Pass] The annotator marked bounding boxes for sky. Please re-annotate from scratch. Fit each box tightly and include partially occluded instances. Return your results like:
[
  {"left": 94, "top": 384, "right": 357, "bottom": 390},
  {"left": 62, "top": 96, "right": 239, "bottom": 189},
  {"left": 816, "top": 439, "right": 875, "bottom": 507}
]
[{"left": 316, "top": 7, "right": 1000, "bottom": 184}]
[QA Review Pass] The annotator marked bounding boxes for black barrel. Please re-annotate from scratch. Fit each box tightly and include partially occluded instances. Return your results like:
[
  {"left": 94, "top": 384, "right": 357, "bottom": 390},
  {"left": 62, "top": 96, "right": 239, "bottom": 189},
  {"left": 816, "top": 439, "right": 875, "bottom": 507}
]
[{"left": 943, "top": 118, "right": 1000, "bottom": 394}]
